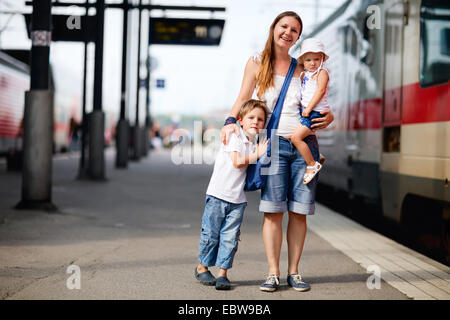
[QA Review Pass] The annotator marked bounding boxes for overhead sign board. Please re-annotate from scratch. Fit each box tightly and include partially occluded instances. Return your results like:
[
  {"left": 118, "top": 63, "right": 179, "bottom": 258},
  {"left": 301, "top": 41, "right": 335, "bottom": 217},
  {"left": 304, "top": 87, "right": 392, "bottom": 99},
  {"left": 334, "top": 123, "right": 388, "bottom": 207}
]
[
  {"left": 149, "top": 18, "right": 225, "bottom": 46},
  {"left": 24, "top": 14, "right": 97, "bottom": 43}
]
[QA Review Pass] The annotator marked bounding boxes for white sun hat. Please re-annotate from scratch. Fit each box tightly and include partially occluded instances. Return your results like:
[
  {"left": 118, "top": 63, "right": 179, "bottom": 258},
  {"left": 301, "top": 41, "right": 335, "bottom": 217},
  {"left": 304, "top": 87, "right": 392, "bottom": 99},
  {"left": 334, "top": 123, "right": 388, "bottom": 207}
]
[{"left": 298, "top": 38, "right": 329, "bottom": 62}]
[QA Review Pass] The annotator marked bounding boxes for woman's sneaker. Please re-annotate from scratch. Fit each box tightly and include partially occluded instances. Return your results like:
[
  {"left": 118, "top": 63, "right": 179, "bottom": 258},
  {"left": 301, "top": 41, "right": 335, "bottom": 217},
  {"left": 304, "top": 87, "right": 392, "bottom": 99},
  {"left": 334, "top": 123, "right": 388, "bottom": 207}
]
[
  {"left": 260, "top": 275, "right": 280, "bottom": 292},
  {"left": 287, "top": 274, "right": 310, "bottom": 292}
]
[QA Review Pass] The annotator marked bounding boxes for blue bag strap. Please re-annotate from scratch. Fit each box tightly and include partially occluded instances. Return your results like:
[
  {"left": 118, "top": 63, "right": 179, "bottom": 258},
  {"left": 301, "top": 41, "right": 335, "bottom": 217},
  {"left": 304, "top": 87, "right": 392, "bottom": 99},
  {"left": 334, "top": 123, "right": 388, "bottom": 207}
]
[{"left": 266, "top": 57, "right": 297, "bottom": 157}]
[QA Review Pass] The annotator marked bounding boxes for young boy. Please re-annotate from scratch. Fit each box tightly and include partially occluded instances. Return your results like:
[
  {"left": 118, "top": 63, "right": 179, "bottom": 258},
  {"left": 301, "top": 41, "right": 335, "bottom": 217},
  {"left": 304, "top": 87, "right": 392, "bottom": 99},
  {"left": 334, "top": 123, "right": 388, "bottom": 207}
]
[{"left": 195, "top": 99, "right": 269, "bottom": 290}]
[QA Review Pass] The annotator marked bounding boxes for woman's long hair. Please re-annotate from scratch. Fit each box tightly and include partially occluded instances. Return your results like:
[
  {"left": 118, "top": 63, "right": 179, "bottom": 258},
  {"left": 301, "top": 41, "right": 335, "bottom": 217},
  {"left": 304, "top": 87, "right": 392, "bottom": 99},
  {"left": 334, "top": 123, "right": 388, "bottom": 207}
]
[{"left": 256, "top": 11, "right": 303, "bottom": 99}]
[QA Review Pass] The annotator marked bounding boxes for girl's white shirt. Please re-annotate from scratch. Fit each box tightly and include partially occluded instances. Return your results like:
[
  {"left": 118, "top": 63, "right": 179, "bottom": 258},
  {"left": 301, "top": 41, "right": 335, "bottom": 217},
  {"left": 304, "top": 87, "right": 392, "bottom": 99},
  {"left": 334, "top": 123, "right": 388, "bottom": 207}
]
[
  {"left": 300, "top": 67, "right": 330, "bottom": 112},
  {"left": 252, "top": 53, "right": 301, "bottom": 137}
]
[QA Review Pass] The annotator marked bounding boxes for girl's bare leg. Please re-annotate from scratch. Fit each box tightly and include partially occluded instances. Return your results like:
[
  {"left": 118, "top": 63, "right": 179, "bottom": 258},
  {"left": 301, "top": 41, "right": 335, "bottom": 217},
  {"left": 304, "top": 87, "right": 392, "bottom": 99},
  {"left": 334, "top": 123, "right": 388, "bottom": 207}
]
[
  {"left": 291, "top": 124, "right": 316, "bottom": 172},
  {"left": 262, "top": 212, "right": 283, "bottom": 276}
]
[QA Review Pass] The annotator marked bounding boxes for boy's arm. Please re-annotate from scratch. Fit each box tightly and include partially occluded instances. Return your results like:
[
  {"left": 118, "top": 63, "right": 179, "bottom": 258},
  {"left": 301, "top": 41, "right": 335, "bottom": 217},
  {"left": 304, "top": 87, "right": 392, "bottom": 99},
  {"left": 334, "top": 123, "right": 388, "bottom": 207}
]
[
  {"left": 229, "top": 151, "right": 259, "bottom": 169},
  {"left": 229, "top": 138, "right": 270, "bottom": 169},
  {"left": 303, "top": 70, "right": 329, "bottom": 116}
]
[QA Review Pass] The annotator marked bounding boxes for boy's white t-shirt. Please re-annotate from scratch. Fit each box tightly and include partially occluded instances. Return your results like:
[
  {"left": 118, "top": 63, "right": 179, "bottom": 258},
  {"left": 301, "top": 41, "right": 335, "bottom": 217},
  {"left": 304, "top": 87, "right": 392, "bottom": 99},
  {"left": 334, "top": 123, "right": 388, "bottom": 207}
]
[{"left": 206, "top": 127, "right": 255, "bottom": 204}]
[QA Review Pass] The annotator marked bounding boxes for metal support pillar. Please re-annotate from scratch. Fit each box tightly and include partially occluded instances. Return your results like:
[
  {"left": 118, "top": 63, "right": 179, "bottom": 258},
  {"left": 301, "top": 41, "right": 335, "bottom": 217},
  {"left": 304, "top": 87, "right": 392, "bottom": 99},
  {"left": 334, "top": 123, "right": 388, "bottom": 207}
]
[
  {"left": 16, "top": 0, "right": 56, "bottom": 211},
  {"left": 131, "top": 0, "right": 142, "bottom": 161},
  {"left": 78, "top": 0, "right": 90, "bottom": 179},
  {"left": 88, "top": 0, "right": 106, "bottom": 180},
  {"left": 140, "top": 125, "right": 147, "bottom": 156},
  {"left": 143, "top": 2, "right": 151, "bottom": 156},
  {"left": 116, "top": 0, "right": 130, "bottom": 168}
]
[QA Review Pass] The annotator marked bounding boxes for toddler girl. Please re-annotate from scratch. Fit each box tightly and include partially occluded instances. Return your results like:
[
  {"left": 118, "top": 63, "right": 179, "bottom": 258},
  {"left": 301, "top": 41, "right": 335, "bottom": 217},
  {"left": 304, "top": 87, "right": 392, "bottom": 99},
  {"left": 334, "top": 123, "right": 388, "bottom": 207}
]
[{"left": 291, "top": 38, "right": 330, "bottom": 184}]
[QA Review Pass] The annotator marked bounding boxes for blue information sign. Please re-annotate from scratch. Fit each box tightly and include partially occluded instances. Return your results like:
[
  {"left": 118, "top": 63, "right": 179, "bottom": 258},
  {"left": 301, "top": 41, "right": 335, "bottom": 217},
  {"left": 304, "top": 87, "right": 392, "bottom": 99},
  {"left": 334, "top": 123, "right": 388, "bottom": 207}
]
[{"left": 156, "top": 79, "right": 165, "bottom": 88}]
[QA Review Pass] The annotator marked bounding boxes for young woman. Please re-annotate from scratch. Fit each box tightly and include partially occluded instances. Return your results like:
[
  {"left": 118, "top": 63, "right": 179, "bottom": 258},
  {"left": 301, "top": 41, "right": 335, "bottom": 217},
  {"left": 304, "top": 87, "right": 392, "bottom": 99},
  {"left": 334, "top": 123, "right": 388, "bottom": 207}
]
[{"left": 221, "top": 11, "right": 334, "bottom": 292}]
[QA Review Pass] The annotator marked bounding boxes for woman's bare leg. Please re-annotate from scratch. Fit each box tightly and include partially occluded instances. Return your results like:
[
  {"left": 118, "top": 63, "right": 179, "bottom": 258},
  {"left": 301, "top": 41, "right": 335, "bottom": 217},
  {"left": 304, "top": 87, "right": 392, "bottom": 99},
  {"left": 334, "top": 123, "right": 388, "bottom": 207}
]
[
  {"left": 286, "top": 212, "right": 307, "bottom": 275},
  {"left": 262, "top": 212, "right": 283, "bottom": 276}
]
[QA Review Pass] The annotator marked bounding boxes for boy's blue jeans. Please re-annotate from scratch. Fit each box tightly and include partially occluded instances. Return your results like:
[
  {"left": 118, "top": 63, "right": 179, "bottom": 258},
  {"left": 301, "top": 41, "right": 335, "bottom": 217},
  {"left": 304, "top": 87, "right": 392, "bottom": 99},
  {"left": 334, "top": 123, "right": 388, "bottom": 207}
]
[{"left": 198, "top": 195, "right": 247, "bottom": 270}]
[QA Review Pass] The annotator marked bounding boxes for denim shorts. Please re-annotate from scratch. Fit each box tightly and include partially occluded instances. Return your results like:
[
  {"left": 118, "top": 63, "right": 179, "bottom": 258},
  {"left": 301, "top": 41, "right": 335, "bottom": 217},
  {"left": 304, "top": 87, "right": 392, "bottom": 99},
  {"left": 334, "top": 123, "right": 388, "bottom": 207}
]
[
  {"left": 299, "top": 107, "right": 323, "bottom": 130},
  {"left": 198, "top": 195, "right": 247, "bottom": 269},
  {"left": 259, "top": 135, "right": 319, "bottom": 215}
]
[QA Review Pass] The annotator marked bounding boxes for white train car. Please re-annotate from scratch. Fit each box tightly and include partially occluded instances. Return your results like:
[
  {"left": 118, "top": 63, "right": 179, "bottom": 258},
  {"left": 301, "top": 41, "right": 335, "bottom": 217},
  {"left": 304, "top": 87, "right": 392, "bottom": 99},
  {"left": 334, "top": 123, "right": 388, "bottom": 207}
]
[{"left": 308, "top": 0, "right": 449, "bottom": 262}]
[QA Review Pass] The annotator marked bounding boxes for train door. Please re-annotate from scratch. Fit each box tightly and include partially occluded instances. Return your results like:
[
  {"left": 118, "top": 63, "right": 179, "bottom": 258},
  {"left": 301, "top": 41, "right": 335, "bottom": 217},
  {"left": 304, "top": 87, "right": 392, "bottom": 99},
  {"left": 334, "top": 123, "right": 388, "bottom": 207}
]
[
  {"left": 344, "top": 22, "right": 361, "bottom": 194},
  {"left": 382, "top": 1, "right": 405, "bottom": 145},
  {"left": 344, "top": 23, "right": 360, "bottom": 144},
  {"left": 380, "top": 1, "right": 407, "bottom": 222}
]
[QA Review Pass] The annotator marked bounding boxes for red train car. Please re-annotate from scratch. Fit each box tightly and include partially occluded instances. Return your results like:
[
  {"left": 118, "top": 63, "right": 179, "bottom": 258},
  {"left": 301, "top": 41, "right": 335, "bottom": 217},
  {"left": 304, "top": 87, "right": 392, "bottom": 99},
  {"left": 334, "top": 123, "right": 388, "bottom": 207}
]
[
  {"left": 0, "top": 51, "right": 28, "bottom": 156},
  {"left": 0, "top": 49, "right": 117, "bottom": 167}
]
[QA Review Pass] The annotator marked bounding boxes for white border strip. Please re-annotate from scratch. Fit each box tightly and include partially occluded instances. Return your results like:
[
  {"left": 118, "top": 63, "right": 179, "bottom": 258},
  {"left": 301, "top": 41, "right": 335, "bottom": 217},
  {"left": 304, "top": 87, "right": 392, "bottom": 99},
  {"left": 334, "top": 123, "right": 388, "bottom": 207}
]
[{"left": 309, "top": 204, "right": 450, "bottom": 300}]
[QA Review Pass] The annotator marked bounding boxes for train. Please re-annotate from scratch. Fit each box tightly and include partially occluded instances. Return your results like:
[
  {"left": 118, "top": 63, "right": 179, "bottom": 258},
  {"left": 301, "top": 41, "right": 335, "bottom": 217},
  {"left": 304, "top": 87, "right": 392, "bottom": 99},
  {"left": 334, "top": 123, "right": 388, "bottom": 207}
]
[
  {"left": 0, "top": 49, "right": 81, "bottom": 159},
  {"left": 0, "top": 51, "right": 28, "bottom": 157},
  {"left": 305, "top": 0, "right": 449, "bottom": 263},
  {"left": 0, "top": 49, "right": 116, "bottom": 168}
]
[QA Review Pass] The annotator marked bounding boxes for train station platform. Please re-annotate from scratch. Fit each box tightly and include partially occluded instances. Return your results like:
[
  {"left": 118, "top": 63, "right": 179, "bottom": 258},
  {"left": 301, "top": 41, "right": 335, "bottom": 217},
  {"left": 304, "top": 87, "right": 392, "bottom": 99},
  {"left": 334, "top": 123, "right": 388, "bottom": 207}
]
[{"left": 0, "top": 148, "right": 449, "bottom": 300}]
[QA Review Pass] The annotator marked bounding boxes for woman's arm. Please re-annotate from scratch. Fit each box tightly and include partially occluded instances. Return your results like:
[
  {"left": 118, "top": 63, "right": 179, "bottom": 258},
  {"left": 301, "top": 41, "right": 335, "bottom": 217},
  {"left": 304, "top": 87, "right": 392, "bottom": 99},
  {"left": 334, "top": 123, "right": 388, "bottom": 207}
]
[
  {"left": 310, "top": 109, "right": 334, "bottom": 131},
  {"left": 221, "top": 57, "right": 259, "bottom": 144}
]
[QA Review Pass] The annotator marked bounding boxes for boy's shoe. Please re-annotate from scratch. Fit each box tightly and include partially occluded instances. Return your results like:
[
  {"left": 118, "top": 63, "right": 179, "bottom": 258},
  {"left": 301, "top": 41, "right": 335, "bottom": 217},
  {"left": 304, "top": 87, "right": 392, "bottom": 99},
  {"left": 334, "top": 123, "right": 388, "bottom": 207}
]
[
  {"left": 303, "top": 161, "right": 322, "bottom": 184},
  {"left": 287, "top": 274, "right": 310, "bottom": 292},
  {"left": 194, "top": 267, "right": 216, "bottom": 286},
  {"left": 259, "top": 275, "right": 280, "bottom": 292},
  {"left": 215, "top": 276, "right": 231, "bottom": 290}
]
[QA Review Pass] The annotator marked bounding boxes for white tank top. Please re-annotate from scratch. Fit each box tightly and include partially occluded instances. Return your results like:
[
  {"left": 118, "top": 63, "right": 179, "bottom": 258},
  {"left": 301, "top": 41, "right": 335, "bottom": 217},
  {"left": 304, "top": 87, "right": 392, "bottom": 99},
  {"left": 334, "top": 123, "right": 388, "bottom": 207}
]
[
  {"left": 300, "top": 67, "right": 330, "bottom": 112},
  {"left": 252, "top": 53, "right": 301, "bottom": 137}
]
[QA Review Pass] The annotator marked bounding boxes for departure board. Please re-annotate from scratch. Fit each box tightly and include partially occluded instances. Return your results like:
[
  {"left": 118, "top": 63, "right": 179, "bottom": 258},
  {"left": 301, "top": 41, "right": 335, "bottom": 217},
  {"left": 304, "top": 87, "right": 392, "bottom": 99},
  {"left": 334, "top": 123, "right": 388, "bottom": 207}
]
[{"left": 149, "top": 18, "right": 225, "bottom": 46}]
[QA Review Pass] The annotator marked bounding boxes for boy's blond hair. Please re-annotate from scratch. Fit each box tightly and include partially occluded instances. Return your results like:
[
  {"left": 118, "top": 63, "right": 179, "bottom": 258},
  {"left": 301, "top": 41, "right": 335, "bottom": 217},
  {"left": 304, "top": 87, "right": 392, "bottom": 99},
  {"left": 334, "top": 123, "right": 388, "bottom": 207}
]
[{"left": 238, "top": 99, "right": 269, "bottom": 124}]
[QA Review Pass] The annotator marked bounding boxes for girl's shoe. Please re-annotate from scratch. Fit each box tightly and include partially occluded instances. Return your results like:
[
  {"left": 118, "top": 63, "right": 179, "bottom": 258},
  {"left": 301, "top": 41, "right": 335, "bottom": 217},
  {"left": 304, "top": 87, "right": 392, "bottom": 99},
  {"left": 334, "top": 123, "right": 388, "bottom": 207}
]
[
  {"left": 303, "top": 161, "right": 322, "bottom": 184},
  {"left": 319, "top": 153, "right": 326, "bottom": 165}
]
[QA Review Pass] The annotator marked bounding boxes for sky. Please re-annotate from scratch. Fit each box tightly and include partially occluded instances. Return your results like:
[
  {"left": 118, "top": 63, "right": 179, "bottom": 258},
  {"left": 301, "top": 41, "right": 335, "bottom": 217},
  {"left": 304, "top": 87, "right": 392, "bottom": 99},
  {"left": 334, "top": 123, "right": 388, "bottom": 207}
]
[{"left": 0, "top": 0, "right": 347, "bottom": 123}]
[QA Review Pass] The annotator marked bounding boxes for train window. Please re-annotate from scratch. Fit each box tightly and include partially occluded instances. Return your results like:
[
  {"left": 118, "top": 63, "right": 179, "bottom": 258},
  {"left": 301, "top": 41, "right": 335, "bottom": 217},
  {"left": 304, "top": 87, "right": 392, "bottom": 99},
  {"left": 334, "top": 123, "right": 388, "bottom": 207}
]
[
  {"left": 341, "top": 26, "right": 349, "bottom": 53},
  {"left": 441, "top": 28, "right": 450, "bottom": 56},
  {"left": 361, "top": 16, "right": 375, "bottom": 66},
  {"left": 383, "top": 126, "right": 400, "bottom": 152},
  {"left": 344, "top": 25, "right": 358, "bottom": 57},
  {"left": 420, "top": 2, "right": 450, "bottom": 88},
  {"left": 350, "top": 29, "right": 358, "bottom": 57}
]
